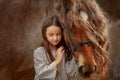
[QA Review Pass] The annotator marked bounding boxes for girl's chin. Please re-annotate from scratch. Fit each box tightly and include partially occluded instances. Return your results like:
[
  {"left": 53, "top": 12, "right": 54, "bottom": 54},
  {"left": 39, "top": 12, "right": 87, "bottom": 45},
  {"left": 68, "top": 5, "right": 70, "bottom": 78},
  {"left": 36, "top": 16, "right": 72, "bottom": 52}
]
[
  {"left": 52, "top": 43, "right": 58, "bottom": 46},
  {"left": 50, "top": 43, "right": 58, "bottom": 46}
]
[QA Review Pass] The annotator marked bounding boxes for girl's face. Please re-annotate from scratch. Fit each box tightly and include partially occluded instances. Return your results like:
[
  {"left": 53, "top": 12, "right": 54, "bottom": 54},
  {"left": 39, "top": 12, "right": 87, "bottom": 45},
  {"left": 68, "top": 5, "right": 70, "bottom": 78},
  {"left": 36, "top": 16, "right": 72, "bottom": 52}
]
[{"left": 46, "top": 25, "right": 62, "bottom": 48}]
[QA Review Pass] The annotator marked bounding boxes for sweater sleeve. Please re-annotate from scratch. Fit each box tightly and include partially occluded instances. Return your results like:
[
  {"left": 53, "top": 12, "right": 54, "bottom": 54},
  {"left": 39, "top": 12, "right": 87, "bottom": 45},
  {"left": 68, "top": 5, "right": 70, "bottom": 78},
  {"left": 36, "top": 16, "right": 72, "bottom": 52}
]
[
  {"left": 33, "top": 47, "right": 57, "bottom": 80},
  {"left": 65, "top": 56, "right": 79, "bottom": 80}
]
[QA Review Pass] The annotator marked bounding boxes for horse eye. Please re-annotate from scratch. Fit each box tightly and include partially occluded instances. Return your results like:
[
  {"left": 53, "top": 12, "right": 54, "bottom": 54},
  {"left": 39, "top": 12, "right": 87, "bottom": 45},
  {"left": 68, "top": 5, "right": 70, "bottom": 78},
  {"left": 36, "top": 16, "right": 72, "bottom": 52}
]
[
  {"left": 87, "top": 43, "right": 92, "bottom": 46},
  {"left": 80, "top": 11, "right": 88, "bottom": 21}
]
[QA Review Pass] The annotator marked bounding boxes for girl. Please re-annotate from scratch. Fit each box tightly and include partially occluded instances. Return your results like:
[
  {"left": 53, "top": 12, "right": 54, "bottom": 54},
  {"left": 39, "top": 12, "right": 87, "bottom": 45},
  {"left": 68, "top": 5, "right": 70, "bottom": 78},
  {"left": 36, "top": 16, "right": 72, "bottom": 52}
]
[{"left": 33, "top": 16, "right": 79, "bottom": 80}]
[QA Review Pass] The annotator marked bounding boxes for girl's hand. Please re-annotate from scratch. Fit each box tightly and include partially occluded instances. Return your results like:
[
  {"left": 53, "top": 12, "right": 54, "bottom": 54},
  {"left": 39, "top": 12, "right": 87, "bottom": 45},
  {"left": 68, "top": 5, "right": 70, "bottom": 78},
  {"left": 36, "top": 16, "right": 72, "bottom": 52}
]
[{"left": 55, "top": 46, "right": 65, "bottom": 67}]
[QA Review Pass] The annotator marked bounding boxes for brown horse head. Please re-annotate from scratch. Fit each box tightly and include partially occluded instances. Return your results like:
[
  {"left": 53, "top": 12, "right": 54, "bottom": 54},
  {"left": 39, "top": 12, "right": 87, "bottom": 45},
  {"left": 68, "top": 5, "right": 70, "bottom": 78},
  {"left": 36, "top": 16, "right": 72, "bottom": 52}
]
[
  {"left": 71, "top": 26, "right": 97, "bottom": 77},
  {"left": 55, "top": 0, "right": 110, "bottom": 79}
]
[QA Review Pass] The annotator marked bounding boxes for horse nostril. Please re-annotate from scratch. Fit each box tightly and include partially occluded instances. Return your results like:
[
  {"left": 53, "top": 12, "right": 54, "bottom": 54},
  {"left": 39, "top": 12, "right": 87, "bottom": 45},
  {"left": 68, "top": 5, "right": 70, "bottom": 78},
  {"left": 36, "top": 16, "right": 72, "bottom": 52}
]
[
  {"left": 78, "top": 66, "right": 92, "bottom": 77},
  {"left": 78, "top": 65, "right": 97, "bottom": 77},
  {"left": 93, "top": 65, "right": 97, "bottom": 72},
  {"left": 78, "top": 66, "right": 86, "bottom": 75}
]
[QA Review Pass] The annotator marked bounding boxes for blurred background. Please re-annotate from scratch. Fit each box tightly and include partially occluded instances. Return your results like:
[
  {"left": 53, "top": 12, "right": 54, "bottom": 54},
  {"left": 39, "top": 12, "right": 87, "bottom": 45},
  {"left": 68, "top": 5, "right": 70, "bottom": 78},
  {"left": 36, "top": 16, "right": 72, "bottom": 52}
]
[
  {"left": 97, "top": 0, "right": 120, "bottom": 80},
  {"left": 0, "top": 0, "right": 120, "bottom": 80}
]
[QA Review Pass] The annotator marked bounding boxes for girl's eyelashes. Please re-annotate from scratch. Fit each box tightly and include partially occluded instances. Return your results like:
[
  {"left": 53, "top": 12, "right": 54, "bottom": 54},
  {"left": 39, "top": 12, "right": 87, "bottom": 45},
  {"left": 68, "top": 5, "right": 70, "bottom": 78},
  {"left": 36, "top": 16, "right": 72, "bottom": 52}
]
[
  {"left": 56, "top": 33, "right": 62, "bottom": 36},
  {"left": 48, "top": 33, "right": 54, "bottom": 36},
  {"left": 48, "top": 33, "right": 62, "bottom": 36}
]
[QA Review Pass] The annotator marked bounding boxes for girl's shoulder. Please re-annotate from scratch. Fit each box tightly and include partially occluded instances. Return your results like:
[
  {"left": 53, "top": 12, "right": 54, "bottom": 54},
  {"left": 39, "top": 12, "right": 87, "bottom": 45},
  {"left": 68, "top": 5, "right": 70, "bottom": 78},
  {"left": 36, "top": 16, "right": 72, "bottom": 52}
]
[
  {"left": 33, "top": 47, "right": 46, "bottom": 57},
  {"left": 34, "top": 47, "right": 45, "bottom": 53}
]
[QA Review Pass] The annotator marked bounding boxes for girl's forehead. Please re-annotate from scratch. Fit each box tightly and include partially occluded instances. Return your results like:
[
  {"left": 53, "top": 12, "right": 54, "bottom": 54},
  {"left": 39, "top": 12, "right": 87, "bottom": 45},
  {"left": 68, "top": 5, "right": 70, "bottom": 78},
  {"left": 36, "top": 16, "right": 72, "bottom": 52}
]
[
  {"left": 47, "top": 25, "right": 60, "bottom": 28},
  {"left": 46, "top": 25, "right": 62, "bottom": 33}
]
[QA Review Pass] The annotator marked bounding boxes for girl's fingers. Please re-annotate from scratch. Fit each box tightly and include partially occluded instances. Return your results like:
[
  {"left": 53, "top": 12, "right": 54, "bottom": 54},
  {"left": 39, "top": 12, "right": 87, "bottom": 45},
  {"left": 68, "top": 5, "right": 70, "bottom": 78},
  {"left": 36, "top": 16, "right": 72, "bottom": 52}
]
[
  {"left": 61, "top": 49, "right": 65, "bottom": 53},
  {"left": 57, "top": 46, "right": 64, "bottom": 52},
  {"left": 60, "top": 46, "right": 64, "bottom": 51}
]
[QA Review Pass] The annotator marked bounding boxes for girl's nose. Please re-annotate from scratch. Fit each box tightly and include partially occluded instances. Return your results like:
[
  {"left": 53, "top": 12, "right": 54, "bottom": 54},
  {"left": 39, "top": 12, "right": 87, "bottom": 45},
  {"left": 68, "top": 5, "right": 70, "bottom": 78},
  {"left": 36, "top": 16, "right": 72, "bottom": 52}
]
[{"left": 53, "top": 36, "right": 57, "bottom": 40}]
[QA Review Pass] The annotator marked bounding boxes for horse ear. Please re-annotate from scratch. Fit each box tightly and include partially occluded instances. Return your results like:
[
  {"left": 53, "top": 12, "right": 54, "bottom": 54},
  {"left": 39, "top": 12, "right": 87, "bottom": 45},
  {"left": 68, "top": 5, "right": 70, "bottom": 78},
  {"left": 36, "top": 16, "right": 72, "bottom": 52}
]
[
  {"left": 62, "top": 0, "right": 73, "bottom": 10},
  {"left": 55, "top": 3, "right": 61, "bottom": 12}
]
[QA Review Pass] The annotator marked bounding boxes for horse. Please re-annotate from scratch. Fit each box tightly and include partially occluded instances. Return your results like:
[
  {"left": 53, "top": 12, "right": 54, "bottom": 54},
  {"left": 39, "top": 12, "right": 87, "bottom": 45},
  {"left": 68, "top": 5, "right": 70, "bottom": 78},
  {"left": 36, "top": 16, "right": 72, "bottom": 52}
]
[
  {"left": 51, "top": 0, "right": 110, "bottom": 79},
  {"left": 0, "top": 0, "right": 110, "bottom": 80}
]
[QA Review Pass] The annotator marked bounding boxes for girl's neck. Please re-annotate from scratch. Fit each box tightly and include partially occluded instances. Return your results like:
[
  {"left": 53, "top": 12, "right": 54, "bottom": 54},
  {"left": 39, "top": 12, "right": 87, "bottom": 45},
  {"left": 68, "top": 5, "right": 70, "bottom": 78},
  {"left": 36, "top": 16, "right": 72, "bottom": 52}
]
[{"left": 49, "top": 45, "right": 57, "bottom": 50}]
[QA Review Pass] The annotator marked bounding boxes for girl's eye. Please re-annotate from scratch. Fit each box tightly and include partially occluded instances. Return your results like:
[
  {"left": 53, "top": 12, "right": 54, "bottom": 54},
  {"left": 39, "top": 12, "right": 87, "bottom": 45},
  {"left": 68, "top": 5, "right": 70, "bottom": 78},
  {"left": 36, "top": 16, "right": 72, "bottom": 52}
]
[
  {"left": 57, "top": 33, "right": 61, "bottom": 36},
  {"left": 48, "top": 34, "right": 53, "bottom": 36}
]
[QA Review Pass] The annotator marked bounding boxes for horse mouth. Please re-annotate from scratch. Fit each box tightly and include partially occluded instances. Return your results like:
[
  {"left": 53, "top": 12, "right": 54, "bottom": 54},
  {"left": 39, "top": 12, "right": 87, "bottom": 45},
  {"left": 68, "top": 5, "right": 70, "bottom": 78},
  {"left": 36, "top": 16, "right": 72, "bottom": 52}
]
[
  {"left": 78, "top": 67, "right": 91, "bottom": 78},
  {"left": 80, "top": 72, "right": 91, "bottom": 78},
  {"left": 78, "top": 66, "right": 96, "bottom": 78}
]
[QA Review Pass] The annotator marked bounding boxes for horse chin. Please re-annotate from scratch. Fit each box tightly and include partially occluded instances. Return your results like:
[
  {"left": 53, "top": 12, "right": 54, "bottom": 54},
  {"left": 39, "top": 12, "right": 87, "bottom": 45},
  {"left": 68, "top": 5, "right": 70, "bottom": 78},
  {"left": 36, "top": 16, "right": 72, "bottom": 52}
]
[{"left": 81, "top": 73, "right": 91, "bottom": 78}]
